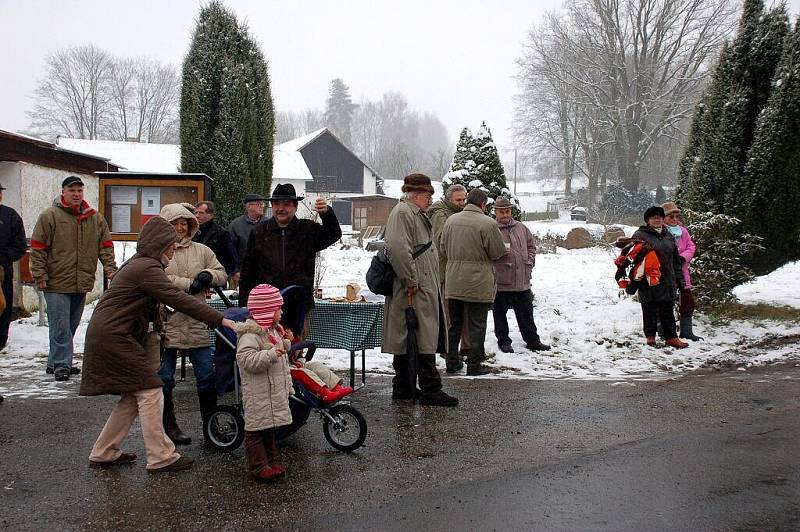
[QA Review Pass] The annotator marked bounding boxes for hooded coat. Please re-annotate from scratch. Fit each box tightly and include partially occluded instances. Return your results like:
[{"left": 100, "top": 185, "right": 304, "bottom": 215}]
[
  {"left": 159, "top": 203, "right": 227, "bottom": 349},
  {"left": 631, "top": 224, "right": 685, "bottom": 304},
  {"left": 30, "top": 196, "right": 117, "bottom": 292},
  {"left": 80, "top": 217, "right": 224, "bottom": 396},
  {"left": 382, "top": 198, "right": 446, "bottom": 355},
  {"left": 235, "top": 319, "right": 293, "bottom": 431}
]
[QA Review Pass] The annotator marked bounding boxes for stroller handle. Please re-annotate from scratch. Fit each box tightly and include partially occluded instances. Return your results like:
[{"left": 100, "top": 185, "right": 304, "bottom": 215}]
[{"left": 214, "top": 286, "right": 235, "bottom": 308}]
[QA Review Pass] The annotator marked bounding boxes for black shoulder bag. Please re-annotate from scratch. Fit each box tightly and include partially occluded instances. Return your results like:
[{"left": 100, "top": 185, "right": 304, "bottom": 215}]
[{"left": 366, "top": 241, "right": 432, "bottom": 296}]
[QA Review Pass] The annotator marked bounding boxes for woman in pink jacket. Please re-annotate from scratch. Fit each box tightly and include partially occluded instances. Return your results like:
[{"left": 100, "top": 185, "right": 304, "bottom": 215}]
[{"left": 662, "top": 202, "right": 702, "bottom": 341}]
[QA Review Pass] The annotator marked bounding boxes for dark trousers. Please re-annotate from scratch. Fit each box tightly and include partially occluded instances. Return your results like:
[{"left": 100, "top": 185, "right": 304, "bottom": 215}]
[
  {"left": 392, "top": 354, "right": 442, "bottom": 395},
  {"left": 448, "top": 300, "right": 491, "bottom": 369},
  {"left": 641, "top": 301, "right": 677, "bottom": 339},
  {"left": 0, "top": 266, "right": 11, "bottom": 349},
  {"left": 492, "top": 290, "right": 540, "bottom": 347}
]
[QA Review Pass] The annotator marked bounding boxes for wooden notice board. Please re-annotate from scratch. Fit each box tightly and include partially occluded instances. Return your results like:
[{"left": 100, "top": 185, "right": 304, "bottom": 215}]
[{"left": 98, "top": 174, "right": 211, "bottom": 240}]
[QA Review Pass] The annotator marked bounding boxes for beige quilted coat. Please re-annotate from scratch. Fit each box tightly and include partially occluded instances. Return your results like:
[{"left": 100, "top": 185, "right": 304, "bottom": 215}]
[
  {"left": 235, "top": 320, "right": 293, "bottom": 431},
  {"left": 160, "top": 203, "right": 227, "bottom": 349}
]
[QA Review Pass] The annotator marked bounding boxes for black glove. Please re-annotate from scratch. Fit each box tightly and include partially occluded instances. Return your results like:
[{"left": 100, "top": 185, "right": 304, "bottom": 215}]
[{"left": 188, "top": 271, "right": 213, "bottom": 294}]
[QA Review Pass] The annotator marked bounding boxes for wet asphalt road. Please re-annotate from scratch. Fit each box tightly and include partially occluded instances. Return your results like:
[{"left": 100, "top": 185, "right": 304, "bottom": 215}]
[{"left": 1, "top": 363, "right": 799, "bottom": 531}]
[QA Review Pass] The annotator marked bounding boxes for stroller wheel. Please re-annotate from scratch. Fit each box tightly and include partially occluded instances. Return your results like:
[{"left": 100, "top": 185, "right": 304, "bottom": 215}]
[
  {"left": 322, "top": 404, "right": 367, "bottom": 452},
  {"left": 204, "top": 405, "right": 245, "bottom": 452}
]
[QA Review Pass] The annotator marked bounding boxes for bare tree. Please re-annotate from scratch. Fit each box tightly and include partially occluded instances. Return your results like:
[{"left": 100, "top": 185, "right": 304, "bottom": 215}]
[
  {"left": 29, "top": 45, "right": 113, "bottom": 139},
  {"left": 515, "top": 0, "right": 737, "bottom": 195},
  {"left": 29, "top": 46, "right": 179, "bottom": 143},
  {"left": 103, "top": 57, "right": 179, "bottom": 142}
]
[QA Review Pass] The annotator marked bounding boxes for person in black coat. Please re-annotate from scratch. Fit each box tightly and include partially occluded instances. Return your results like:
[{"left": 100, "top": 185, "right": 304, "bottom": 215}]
[
  {"left": 238, "top": 184, "right": 341, "bottom": 338},
  {"left": 193, "top": 201, "right": 239, "bottom": 278},
  {"left": 631, "top": 206, "right": 688, "bottom": 348},
  {"left": 0, "top": 183, "right": 27, "bottom": 351}
]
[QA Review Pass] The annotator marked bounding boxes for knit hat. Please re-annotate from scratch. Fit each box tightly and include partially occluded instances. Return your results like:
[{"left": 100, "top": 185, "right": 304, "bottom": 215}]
[
  {"left": 643, "top": 206, "right": 665, "bottom": 222},
  {"left": 247, "top": 284, "right": 283, "bottom": 328},
  {"left": 661, "top": 202, "right": 680, "bottom": 216},
  {"left": 401, "top": 173, "right": 435, "bottom": 194}
]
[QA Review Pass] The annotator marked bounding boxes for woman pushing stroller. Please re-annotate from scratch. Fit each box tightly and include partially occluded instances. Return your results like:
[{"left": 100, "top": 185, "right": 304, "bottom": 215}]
[{"left": 80, "top": 216, "right": 236, "bottom": 472}]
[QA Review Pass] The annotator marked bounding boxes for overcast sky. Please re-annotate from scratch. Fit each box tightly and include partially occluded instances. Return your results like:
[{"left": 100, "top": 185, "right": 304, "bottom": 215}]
[{"left": 2, "top": 0, "right": 799, "bottom": 160}]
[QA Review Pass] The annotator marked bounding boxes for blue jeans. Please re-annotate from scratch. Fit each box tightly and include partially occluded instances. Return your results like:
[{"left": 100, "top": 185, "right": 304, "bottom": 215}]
[
  {"left": 158, "top": 346, "right": 215, "bottom": 392},
  {"left": 44, "top": 292, "right": 86, "bottom": 370}
]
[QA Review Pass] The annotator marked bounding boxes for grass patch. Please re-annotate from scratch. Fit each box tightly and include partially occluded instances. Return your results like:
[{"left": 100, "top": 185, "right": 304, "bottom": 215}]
[{"left": 704, "top": 302, "right": 800, "bottom": 322}]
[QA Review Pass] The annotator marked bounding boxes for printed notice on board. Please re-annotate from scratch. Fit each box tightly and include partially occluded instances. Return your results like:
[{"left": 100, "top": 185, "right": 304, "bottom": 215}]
[
  {"left": 111, "top": 204, "right": 131, "bottom": 233},
  {"left": 110, "top": 186, "right": 138, "bottom": 204},
  {"left": 141, "top": 187, "right": 161, "bottom": 215}
]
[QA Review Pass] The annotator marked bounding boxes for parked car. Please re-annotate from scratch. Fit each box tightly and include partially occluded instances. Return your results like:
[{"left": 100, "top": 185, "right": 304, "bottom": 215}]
[{"left": 570, "top": 207, "right": 587, "bottom": 221}]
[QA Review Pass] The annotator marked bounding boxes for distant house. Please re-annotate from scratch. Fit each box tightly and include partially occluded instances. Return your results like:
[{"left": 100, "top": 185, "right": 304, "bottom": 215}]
[
  {"left": 0, "top": 129, "right": 121, "bottom": 310},
  {"left": 274, "top": 128, "right": 381, "bottom": 224},
  {"left": 58, "top": 128, "right": 384, "bottom": 225}
]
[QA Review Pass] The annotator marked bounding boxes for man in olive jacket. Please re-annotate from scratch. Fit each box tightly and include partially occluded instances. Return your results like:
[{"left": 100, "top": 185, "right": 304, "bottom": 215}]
[
  {"left": 30, "top": 176, "right": 117, "bottom": 381},
  {"left": 492, "top": 197, "right": 550, "bottom": 353},
  {"left": 440, "top": 188, "right": 506, "bottom": 376},
  {"left": 383, "top": 173, "right": 458, "bottom": 407},
  {"left": 428, "top": 183, "right": 470, "bottom": 372}
]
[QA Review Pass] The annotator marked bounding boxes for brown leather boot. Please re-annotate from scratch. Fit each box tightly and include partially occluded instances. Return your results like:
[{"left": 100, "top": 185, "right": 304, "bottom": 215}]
[
  {"left": 163, "top": 388, "right": 191, "bottom": 445},
  {"left": 244, "top": 430, "right": 271, "bottom": 480},
  {"left": 665, "top": 337, "right": 689, "bottom": 349},
  {"left": 263, "top": 429, "right": 286, "bottom": 478},
  {"left": 645, "top": 336, "right": 656, "bottom": 347}
]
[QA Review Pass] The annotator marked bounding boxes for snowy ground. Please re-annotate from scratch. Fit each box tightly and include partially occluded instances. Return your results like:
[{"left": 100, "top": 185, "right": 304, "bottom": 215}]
[{"left": 2, "top": 227, "right": 799, "bottom": 399}]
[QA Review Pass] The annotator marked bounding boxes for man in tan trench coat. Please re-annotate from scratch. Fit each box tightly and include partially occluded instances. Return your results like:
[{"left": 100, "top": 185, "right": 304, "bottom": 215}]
[{"left": 382, "top": 173, "right": 458, "bottom": 407}]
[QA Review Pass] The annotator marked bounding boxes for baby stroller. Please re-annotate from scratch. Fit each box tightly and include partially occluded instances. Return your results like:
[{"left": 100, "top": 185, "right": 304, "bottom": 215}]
[{"left": 203, "top": 286, "right": 367, "bottom": 453}]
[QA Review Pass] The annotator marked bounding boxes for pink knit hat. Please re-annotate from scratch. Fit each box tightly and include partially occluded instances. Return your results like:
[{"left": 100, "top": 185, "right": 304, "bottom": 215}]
[{"left": 247, "top": 284, "right": 283, "bottom": 328}]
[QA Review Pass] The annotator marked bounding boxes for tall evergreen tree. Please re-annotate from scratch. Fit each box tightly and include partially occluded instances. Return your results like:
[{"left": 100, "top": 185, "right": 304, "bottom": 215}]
[
  {"left": 676, "top": 44, "right": 731, "bottom": 209},
  {"left": 180, "top": 1, "right": 274, "bottom": 225},
  {"left": 719, "top": 3, "right": 789, "bottom": 214},
  {"left": 443, "top": 122, "right": 520, "bottom": 217},
  {"left": 677, "top": 1, "right": 789, "bottom": 215},
  {"left": 324, "top": 78, "right": 357, "bottom": 146},
  {"left": 741, "top": 21, "right": 800, "bottom": 273}
]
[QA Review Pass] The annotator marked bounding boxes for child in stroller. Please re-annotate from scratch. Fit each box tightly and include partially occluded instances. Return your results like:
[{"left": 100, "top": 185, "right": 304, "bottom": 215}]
[{"left": 204, "top": 285, "right": 367, "bottom": 455}]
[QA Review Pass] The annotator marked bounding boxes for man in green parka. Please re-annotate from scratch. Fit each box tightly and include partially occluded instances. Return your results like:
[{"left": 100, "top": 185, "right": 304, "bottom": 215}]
[{"left": 440, "top": 188, "right": 506, "bottom": 376}]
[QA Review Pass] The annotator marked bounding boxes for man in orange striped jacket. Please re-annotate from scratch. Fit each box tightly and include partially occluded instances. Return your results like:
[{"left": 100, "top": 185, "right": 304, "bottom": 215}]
[{"left": 30, "top": 176, "right": 117, "bottom": 381}]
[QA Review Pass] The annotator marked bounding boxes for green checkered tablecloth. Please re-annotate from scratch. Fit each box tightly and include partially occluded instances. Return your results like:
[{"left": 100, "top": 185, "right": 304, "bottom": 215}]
[
  {"left": 206, "top": 298, "right": 384, "bottom": 352},
  {"left": 306, "top": 300, "right": 384, "bottom": 352}
]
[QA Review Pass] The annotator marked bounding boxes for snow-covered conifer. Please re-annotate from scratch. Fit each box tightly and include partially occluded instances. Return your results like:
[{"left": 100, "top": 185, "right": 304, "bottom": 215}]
[{"left": 180, "top": 1, "right": 274, "bottom": 225}]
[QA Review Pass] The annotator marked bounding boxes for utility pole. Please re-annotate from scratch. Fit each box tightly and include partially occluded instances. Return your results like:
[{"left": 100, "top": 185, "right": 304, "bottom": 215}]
[{"left": 513, "top": 148, "right": 518, "bottom": 195}]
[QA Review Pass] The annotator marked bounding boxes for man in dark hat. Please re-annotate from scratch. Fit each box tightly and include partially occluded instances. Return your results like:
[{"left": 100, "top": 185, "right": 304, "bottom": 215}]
[
  {"left": 227, "top": 193, "right": 267, "bottom": 285},
  {"left": 0, "top": 183, "right": 27, "bottom": 357},
  {"left": 491, "top": 196, "right": 550, "bottom": 354},
  {"left": 238, "top": 184, "right": 341, "bottom": 338},
  {"left": 30, "top": 175, "right": 117, "bottom": 381},
  {"left": 382, "top": 173, "right": 458, "bottom": 406}
]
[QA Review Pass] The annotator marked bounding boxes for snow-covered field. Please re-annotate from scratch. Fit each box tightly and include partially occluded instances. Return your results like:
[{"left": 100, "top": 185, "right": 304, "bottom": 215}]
[{"left": 2, "top": 225, "right": 799, "bottom": 399}]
